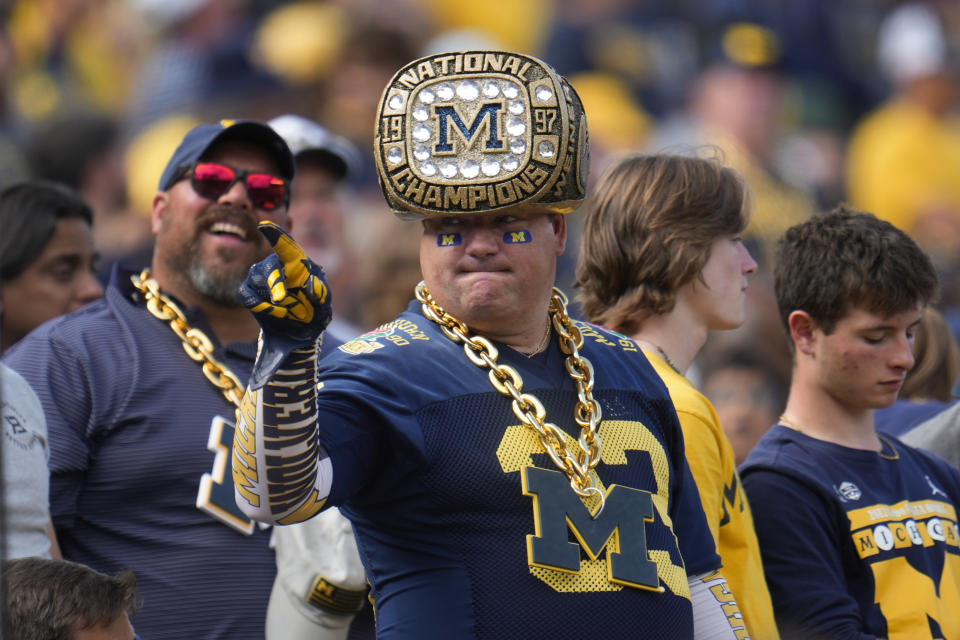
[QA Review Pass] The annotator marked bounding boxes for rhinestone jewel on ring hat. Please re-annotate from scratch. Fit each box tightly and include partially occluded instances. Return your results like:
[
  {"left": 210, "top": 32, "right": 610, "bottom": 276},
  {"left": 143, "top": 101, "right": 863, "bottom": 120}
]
[{"left": 374, "top": 50, "right": 590, "bottom": 220}]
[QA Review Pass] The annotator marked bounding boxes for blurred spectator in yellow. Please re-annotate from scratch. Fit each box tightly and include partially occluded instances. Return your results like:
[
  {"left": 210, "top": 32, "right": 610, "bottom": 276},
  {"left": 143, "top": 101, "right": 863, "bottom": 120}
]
[
  {"left": 108, "top": 113, "right": 202, "bottom": 277},
  {"left": 251, "top": 1, "right": 349, "bottom": 89},
  {"left": 248, "top": 0, "right": 353, "bottom": 131},
  {"left": 646, "top": 22, "right": 816, "bottom": 270},
  {"left": 251, "top": 3, "right": 426, "bottom": 193},
  {"left": 415, "top": 0, "right": 552, "bottom": 54},
  {"left": 846, "top": 2, "right": 960, "bottom": 280},
  {"left": 567, "top": 71, "right": 652, "bottom": 174},
  {"left": 5, "top": 0, "right": 145, "bottom": 121},
  {"left": 124, "top": 114, "right": 201, "bottom": 218},
  {"left": 560, "top": 71, "right": 653, "bottom": 298}
]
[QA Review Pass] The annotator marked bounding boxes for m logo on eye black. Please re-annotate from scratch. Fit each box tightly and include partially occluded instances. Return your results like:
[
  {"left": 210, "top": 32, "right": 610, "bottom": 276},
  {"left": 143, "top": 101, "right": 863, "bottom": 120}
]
[
  {"left": 522, "top": 465, "right": 662, "bottom": 591},
  {"left": 438, "top": 233, "right": 462, "bottom": 246},
  {"left": 504, "top": 230, "right": 531, "bottom": 244},
  {"left": 434, "top": 103, "right": 504, "bottom": 154}
]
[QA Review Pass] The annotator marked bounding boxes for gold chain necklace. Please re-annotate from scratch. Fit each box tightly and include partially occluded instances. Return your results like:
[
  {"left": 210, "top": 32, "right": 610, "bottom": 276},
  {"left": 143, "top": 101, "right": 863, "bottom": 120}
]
[
  {"left": 524, "top": 320, "right": 552, "bottom": 357},
  {"left": 131, "top": 269, "right": 244, "bottom": 409},
  {"left": 416, "top": 281, "right": 606, "bottom": 507}
]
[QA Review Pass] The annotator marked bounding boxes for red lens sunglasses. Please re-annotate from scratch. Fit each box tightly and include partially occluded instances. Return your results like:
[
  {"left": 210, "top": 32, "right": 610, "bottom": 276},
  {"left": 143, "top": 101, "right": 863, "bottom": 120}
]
[{"left": 182, "top": 162, "right": 289, "bottom": 211}]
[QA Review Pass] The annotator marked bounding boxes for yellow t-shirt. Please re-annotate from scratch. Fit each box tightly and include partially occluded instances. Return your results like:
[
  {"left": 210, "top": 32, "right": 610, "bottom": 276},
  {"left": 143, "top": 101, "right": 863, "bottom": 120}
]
[
  {"left": 846, "top": 99, "right": 960, "bottom": 234},
  {"left": 646, "top": 350, "right": 780, "bottom": 639}
]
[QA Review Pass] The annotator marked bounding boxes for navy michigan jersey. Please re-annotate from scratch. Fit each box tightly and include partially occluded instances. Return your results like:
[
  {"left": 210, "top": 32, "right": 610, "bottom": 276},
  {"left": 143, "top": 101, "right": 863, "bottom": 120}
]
[
  {"left": 241, "top": 301, "right": 719, "bottom": 639},
  {"left": 742, "top": 425, "right": 960, "bottom": 639}
]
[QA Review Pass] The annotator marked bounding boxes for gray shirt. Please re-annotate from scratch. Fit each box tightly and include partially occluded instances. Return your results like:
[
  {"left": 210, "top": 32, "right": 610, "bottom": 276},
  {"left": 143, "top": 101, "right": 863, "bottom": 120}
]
[
  {"left": 902, "top": 401, "right": 960, "bottom": 470},
  {"left": 1, "top": 361, "right": 51, "bottom": 558}
]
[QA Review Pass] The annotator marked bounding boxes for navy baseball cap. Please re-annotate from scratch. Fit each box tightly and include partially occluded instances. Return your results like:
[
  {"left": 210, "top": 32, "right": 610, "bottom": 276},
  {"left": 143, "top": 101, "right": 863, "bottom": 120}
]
[{"left": 158, "top": 119, "right": 296, "bottom": 191}]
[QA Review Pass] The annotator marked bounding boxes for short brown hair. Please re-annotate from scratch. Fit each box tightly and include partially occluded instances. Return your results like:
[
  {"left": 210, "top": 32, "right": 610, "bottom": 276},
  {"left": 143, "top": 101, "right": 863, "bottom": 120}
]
[
  {"left": 575, "top": 152, "right": 749, "bottom": 334},
  {"left": 4, "top": 557, "right": 137, "bottom": 639},
  {"left": 774, "top": 204, "right": 939, "bottom": 335}
]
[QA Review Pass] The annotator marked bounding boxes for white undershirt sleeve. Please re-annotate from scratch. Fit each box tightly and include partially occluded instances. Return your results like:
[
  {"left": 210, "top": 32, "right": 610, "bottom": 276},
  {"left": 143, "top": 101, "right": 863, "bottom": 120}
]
[{"left": 690, "top": 570, "right": 750, "bottom": 640}]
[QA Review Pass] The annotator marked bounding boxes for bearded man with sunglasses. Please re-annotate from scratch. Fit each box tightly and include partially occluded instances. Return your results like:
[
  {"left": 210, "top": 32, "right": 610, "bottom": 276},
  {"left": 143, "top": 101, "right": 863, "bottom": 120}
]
[
  {"left": 231, "top": 52, "right": 741, "bottom": 639},
  {"left": 3, "top": 119, "right": 295, "bottom": 639}
]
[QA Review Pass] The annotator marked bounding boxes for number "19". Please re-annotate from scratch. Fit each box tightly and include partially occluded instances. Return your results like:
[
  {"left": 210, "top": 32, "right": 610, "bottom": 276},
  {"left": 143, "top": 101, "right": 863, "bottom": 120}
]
[{"left": 382, "top": 116, "right": 404, "bottom": 142}]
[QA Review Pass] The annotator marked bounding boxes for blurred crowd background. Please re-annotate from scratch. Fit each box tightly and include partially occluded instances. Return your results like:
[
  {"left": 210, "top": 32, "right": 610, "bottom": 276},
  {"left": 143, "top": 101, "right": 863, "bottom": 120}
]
[{"left": 3, "top": 0, "right": 960, "bottom": 437}]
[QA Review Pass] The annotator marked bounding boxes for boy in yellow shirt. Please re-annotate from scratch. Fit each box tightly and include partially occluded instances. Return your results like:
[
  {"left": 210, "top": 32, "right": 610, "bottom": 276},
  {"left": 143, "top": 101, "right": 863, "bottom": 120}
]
[{"left": 577, "top": 152, "right": 778, "bottom": 639}]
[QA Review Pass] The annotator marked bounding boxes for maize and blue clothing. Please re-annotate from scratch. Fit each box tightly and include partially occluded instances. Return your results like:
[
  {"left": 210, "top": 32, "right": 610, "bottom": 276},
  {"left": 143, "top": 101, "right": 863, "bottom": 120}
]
[
  {"left": 239, "top": 302, "right": 721, "bottom": 639},
  {"left": 742, "top": 424, "right": 960, "bottom": 639}
]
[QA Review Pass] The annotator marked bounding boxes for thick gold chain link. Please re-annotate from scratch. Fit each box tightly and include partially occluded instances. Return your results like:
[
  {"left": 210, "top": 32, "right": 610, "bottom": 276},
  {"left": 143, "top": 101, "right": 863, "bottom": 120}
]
[
  {"left": 415, "top": 281, "right": 605, "bottom": 506},
  {"left": 131, "top": 269, "right": 245, "bottom": 409}
]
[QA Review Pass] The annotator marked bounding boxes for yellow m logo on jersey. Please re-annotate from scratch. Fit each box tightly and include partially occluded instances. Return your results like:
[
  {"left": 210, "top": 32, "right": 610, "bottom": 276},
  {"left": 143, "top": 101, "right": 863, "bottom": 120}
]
[
  {"left": 497, "top": 420, "right": 689, "bottom": 597},
  {"left": 523, "top": 466, "right": 660, "bottom": 590}
]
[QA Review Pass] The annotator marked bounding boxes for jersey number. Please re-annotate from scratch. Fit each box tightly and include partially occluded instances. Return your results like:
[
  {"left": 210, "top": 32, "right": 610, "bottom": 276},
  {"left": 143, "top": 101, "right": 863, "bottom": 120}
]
[{"left": 197, "top": 415, "right": 265, "bottom": 534}]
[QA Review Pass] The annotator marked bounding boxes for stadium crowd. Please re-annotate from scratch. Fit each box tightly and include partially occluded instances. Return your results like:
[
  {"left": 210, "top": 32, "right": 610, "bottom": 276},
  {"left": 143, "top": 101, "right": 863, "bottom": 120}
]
[{"left": 4, "top": 1, "right": 960, "bottom": 638}]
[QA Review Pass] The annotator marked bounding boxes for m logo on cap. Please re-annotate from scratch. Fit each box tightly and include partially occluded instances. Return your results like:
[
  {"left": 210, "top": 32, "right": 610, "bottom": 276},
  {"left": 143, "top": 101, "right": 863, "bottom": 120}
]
[{"left": 434, "top": 103, "right": 504, "bottom": 154}]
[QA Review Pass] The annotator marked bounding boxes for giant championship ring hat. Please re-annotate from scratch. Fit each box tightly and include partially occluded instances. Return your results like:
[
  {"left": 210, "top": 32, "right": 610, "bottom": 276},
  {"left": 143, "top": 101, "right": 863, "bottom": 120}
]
[{"left": 375, "top": 51, "right": 589, "bottom": 220}]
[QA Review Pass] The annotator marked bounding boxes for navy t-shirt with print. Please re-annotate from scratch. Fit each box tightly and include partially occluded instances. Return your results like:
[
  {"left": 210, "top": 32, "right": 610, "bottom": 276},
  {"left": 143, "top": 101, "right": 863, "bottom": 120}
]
[{"left": 742, "top": 424, "right": 960, "bottom": 639}]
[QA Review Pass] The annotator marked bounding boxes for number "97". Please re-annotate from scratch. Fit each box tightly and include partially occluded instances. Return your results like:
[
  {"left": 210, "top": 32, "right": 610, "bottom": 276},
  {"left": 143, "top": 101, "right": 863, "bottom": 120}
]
[{"left": 534, "top": 109, "right": 557, "bottom": 134}]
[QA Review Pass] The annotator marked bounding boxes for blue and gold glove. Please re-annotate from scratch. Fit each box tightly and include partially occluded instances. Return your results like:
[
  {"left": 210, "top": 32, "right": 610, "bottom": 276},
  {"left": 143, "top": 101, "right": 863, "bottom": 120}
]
[{"left": 240, "top": 222, "right": 332, "bottom": 389}]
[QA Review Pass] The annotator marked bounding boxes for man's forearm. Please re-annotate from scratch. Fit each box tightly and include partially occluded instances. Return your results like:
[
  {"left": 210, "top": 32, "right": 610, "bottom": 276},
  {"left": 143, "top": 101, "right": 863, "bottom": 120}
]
[
  {"left": 691, "top": 570, "right": 750, "bottom": 640},
  {"left": 233, "top": 343, "right": 331, "bottom": 524}
]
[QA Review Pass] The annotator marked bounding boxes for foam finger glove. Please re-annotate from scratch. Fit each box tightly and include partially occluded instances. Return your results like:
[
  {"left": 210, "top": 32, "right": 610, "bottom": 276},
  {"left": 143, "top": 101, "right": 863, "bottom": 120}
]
[{"left": 240, "top": 222, "right": 333, "bottom": 389}]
